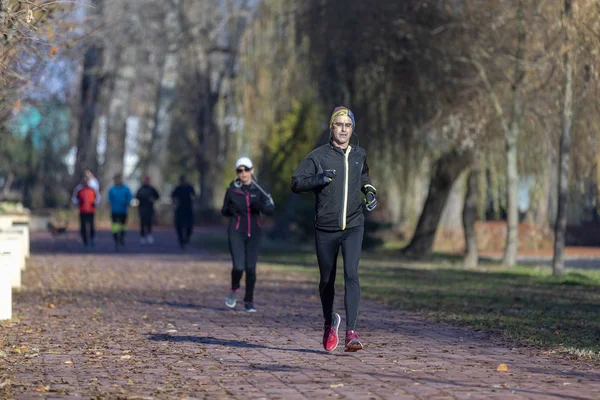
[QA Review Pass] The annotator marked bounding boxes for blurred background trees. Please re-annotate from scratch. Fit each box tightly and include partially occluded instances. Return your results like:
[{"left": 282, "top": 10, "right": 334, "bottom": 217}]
[{"left": 3, "top": 0, "right": 600, "bottom": 273}]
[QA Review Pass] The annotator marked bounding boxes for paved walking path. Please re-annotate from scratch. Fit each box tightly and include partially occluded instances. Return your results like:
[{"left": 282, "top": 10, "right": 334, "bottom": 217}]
[{"left": 1, "top": 228, "right": 599, "bottom": 399}]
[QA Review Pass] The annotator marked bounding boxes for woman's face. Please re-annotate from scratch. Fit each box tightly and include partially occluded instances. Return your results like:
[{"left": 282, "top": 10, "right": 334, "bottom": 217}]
[{"left": 237, "top": 166, "right": 253, "bottom": 184}]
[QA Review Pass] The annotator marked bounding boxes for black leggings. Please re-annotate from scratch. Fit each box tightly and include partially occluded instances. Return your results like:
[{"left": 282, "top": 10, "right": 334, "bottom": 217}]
[
  {"left": 79, "top": 213, "right": 95, "bottom": 245},
  {"left": 139, "top": 208, "right": 154, "bottom": 237},
  {"left": 228, "top": 232, "right": 261, "bottom": 303},
  {"left": 175, "top": 211, "right": 193, "bottom": 246},
  {"left": 315, "top": 225, "right": 364, "bottom": 331},
  {"left": 111, "top": 213, "right": 128, "bottom": 242}
]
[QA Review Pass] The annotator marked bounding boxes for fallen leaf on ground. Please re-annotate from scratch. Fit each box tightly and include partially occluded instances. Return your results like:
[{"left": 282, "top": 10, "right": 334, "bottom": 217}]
[{"left": 497, "top": 363, "right": 509, "bottom": 372}]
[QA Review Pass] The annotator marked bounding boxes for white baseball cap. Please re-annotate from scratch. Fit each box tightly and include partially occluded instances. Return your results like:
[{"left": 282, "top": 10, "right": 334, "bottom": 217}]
[{"left": 235, "top": 157, "right": 253, "bottom": 169}]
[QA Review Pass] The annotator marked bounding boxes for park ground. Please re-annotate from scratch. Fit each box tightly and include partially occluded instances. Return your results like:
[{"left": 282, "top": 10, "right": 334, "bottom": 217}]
[{"left": 1, "top": 227, "right": 600, "bottom": 399}]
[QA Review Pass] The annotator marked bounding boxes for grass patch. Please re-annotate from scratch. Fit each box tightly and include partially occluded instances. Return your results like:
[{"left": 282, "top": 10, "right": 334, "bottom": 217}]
[{"left": 195, "top": 232, "right": 600, "bottom": 357}]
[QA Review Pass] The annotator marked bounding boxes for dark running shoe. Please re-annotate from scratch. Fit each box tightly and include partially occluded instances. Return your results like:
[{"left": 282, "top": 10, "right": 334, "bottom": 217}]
[
  {"left": 344, "top": 330, "right": 364, "bottom": 352},
  {"left": 323, "top": 312, "right": 341, "bottom": 352},
  {"left": 244, "top": 302, "right": 257, "bottom": 313}
]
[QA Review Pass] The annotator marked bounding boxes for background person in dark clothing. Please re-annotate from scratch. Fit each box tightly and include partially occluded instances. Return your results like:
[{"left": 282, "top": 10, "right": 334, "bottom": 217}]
[
  {"left": 171, "top": 175, "right": 196, "bottom": 248},
  {"left": 222, "top": 157, "right": 275, "bottom": 312},
  {"left": 136, "top": 176, "right": 160, "bottom": 245},
  {"left": 291, "top": 106, "right": 377, "bottom": 353}
]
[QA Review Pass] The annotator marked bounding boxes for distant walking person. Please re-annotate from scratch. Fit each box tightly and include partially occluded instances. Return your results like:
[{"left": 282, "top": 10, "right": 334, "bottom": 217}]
[
  {"left": 171, "top": 175, "right": 196, "bottom": 249},
  {"left": 108, "top": 174, "right": 133, "bottom": 250},
  {"left": 72, "top": 176, "right": 98, "bottom": 249},
  {"left": 291, "top": 106, "right": 377, "bottom": 352},
  {"left": 72, "top": 169, "right": 101, "bottom": 206},
  {"left": 222, "top": 157, "right": 275, "bottom": 312},
  {"left": 136, "top": 176, "right": 160, "bottom": 244}
]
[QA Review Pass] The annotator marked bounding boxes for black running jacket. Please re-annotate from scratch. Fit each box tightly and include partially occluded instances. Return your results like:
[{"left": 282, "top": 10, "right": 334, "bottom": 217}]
[
  {"left": 291, "top": 142, "right": 376, "bottom": 231},
  {"left": 221, "top": 181, "right": 275, "bottom": 237}
]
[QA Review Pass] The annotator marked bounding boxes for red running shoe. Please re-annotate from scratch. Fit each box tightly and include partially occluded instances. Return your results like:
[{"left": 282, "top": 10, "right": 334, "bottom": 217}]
[
  {"left": 323, "top": 312, "right": 341, "bottom": 352},
  {"left": 345, "top": 330, "right": 364, "bottom": 352}
]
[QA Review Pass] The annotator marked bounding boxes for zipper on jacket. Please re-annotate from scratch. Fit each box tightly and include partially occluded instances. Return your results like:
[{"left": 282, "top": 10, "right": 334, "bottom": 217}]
[
  {"left": 232, "top": 189, "right": 251, "bottom": 236},
  {"left": 342, "top": 146, "right": 352, "bottom": 230},
  {"left": 245, "top": 192, "right": 251, "bottom": 237}
]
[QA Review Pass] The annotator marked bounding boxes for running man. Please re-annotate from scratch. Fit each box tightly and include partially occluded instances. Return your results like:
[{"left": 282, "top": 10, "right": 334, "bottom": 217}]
[
  {"left": 291, "top": 106, "right": 377, "bottom": 352},
  {"left": 222, "top": 157, "right": 275, "bottom": 312},
  {"left": 72, "top": 176, "right": 98, "bottom": 249},
  {"left": 136, "top": 176, "right": 160, "bottom": 244},
  {"left": 171, "top": 175, "right": 196, "bottom": 249},
  {"left": 108, "top": 174, "right": 133, "bottom": 250}
]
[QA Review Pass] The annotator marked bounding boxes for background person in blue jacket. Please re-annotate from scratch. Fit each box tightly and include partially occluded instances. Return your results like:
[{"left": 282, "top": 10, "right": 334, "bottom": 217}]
[{"left": 108, "top": 173, "right": 134, "bottom": 250}]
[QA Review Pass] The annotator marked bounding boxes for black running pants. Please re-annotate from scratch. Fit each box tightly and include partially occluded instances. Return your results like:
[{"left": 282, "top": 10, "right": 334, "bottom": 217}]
[
  {"left": 315, "top": 225, "right": 363, "bottom": 331},
  {"left": 79, "top": 213, "right": 95, "bottom": 245},
  {"left": 228, "top": 231, "right": 261, "bottom": 303},
  {"left": 139, "top": 207, "right": 154, "bottom": 237}
]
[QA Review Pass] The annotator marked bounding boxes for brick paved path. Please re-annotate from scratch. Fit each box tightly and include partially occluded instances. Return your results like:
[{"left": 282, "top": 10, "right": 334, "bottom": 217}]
[{"left": 1, "top": 228, "right": 599, "bottom": 399}]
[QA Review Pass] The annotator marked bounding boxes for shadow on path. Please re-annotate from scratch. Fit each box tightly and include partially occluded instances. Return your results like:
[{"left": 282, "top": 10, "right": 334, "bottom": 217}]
[{"left": 148, "top": 334, "right": 326, "bottom": 355}]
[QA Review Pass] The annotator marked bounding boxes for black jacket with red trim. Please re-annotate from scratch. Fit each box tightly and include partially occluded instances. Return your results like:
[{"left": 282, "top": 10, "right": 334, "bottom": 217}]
[
  {"left": 291, "top": 141, "right": 376, "bottom": 231},
  {"left": 221, "top": 180, "right": 275, "bottom": 236}
]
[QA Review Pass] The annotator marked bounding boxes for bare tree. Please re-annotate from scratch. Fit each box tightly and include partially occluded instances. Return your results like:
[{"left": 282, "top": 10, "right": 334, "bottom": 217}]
[
  {"left": 463, "top": 154, "right": 481, "bottom": 267},
  {"left": 74, "top": 0, "right": 105, "bottom": 181},
  {"left": 552, "top": 0, "right": 574, "bottom": 276},
  {"left": 146, "top": 0, "right": 182, "bottom": 190}
]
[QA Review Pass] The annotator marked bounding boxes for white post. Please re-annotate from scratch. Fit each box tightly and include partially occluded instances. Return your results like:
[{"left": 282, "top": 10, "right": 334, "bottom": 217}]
[
  {"left": 3, "top": 227, "right": 29, "bottom": 269},
  {"left": 0, "top": 216, "right": 12, "bottom": 230},
  {"left": 13, "top": 223, "right": 30, "bottom": 260},
  {"left": 0, "top": 236, "right": 24, "bottom": 289},
  {"left": 0, "top": 252, "right": 11, "bottom": 320}
]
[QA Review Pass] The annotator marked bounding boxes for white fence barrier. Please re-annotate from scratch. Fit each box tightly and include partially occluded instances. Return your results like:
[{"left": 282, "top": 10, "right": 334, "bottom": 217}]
[
  {"left": 0, "top": 235, "right": 25, "bottom": 289},
  {"left": 0, "top": 252, "right": 11, "bottom": 320}
]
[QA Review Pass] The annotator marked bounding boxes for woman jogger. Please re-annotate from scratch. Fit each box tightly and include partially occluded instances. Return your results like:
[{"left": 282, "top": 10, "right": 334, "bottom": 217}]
[{"left": 222, "top": 157, "right": 275, "bottom": 312}]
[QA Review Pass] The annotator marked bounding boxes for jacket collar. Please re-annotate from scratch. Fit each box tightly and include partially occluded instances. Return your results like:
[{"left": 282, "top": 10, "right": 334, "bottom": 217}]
[{"left": 329, "top": 139, "right": 351, "bottom": 155}]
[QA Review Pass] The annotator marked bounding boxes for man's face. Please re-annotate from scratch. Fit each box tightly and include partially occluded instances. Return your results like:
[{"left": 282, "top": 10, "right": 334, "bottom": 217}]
[
  {"left": 114, "top": 176, "right": 122, "bottom": 186},
  {"left": 331, "top": 115, "right": 353, "bottom": 147}
]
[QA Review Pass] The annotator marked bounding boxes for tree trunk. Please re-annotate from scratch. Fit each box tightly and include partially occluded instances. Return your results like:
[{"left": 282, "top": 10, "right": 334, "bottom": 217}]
[
  {"left": 101, "top": 45, "right": 136, "bottom": 189},
  {"left": 74, "top": 45, "right": 104, "bottom": 180},
  {"left": 552, "top": 0, "right": 573, "bottom": 276},
  {"left": 1, "top": 170, "right": 13, "bottom": 198},
  {"left": 463, "top": 157, "right": 480, "bottom": 267},
  {"left": 534, "top": 152, "right": 553, "bottom": 228},
  {"left": 502, "top": 0, "right": 526, "bottom": 267},
  {"left": 146, "top": 0, "right": 181, "bottom": 191},
  {"left": 73, "top": 0, "right": 105, "bottom": 182},
  {"left": 22, "top": 132, "right": 35, "bottom": 208},
  {"left": 402, "top": 148, "right": 474, "bottom": 259},
  {"left": 196, "top": 75, "right": 223, "bottom": 214}
]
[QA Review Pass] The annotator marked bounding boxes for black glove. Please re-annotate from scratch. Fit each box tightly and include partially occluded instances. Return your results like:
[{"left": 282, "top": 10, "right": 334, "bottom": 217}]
[
  {"left": 264, "top": 196, "right": 275, "bottom": 208},
  {"left": 318, "top": 169, "right": 336, "bottom": 185},
  {"left": 365, "top": 192, "right": 377, "bottom": 212},
  {"left": 250, "top": 196, "right": 261, "bottom": 212},
  {"left": 228, "top": 201, "right": 244, "bottom": 215}
]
